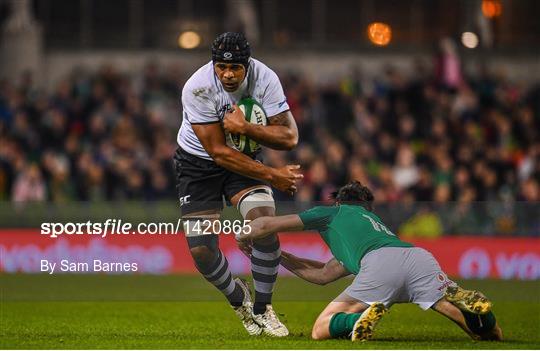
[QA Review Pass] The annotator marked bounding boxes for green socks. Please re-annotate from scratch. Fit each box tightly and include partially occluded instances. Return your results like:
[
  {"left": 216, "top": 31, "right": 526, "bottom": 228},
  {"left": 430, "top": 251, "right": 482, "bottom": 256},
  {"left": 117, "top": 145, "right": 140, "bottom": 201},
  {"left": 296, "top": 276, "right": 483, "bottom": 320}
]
[{"left": 329, "top": 312, "right": 361, "bottom": 338}]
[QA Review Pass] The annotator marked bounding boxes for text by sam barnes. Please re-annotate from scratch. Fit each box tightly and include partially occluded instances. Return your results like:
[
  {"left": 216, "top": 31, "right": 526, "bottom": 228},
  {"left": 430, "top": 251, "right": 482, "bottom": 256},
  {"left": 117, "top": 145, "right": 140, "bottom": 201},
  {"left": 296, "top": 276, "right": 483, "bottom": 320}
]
[{"left": 41, "top": 259, "right": 138, "bottom": 274}]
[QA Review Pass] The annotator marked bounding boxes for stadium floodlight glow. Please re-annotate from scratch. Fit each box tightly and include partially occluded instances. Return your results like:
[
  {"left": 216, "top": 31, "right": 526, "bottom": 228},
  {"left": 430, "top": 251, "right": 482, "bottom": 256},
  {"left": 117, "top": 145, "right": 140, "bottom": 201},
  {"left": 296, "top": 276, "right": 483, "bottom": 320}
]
[
  {"left": 482, "top": 0, "right": 502, "bottom": 18},
  {"left": 178, "top": 31, "right": 201, "bottom": 49},
  {"left": 367, "top": 22, "right": 392, "bottom": 46},
  {"left": 461, "top": 32, "right": 479, "bottom": 49}
]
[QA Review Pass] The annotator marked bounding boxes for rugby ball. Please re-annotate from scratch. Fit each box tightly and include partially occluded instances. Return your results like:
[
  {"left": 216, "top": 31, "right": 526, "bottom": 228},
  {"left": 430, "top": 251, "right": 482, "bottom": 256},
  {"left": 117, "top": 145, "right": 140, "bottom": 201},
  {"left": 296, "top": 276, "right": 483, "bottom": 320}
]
[{"left": 227, "top": 97, "right": 267, "bottom": 155}]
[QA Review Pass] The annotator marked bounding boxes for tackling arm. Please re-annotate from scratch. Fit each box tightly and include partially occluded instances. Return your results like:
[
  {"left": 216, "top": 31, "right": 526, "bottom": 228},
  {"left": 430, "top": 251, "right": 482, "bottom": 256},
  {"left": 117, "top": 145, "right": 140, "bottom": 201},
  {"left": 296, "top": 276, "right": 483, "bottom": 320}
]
[
  {"left": 238, "top": 214, "right": 304, "bottom": 241},
  {"left": 237, "top": 214, "right": 350, "bottom": 284},
  {"left": 280, "top": 252, "right": 351, "bottom": 285}
]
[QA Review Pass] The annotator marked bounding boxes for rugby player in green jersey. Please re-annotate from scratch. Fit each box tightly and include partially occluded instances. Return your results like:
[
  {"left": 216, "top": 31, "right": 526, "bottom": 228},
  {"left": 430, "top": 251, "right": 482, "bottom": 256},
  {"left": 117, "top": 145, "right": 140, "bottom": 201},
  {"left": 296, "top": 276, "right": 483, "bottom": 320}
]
[{"left": 236, "top": 181, "right": 503, "bottom": 342}]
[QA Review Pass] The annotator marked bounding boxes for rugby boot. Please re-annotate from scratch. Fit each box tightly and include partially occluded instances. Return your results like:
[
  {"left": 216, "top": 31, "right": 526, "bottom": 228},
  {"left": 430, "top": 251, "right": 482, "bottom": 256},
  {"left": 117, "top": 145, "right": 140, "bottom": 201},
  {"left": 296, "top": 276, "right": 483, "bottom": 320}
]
[
  {"left": 351, "top": 302, "right": 388, "bottom": 342},
  {"left": 445, "top": 286, "right": 492, "bottom": 315},
  {"left": 232, "top": 278, "right": 263, "bottom": 335}
]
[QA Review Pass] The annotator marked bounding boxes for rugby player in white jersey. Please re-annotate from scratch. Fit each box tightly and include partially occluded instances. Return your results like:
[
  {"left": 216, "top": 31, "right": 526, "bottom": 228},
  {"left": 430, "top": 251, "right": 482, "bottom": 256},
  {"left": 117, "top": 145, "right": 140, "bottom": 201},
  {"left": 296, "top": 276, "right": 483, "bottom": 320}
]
[{"left": 174, "top": 32, "right": 301, "bottom": 336}]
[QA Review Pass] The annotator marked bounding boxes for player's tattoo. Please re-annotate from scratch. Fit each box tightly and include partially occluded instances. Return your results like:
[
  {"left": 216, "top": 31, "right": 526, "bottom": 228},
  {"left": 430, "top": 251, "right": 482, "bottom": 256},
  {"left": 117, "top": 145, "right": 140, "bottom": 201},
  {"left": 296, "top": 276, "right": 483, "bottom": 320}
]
[
  {"left": 218, "top": 104, "right": 232, "bottom": 120},
  {"left": 268, "top": 111, "right": 293, "bottom": 127}
]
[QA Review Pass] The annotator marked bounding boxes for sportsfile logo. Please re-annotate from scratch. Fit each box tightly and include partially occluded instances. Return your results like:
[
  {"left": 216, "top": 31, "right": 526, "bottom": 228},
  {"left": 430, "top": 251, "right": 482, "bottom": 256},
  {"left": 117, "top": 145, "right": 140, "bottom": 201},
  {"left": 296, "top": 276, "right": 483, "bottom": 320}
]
[
  {"left": 40, "top": 219, "right": 252, "bottom": 239},
  {"left": 40, "top": 219, "right": 183, "bottom": 238}
]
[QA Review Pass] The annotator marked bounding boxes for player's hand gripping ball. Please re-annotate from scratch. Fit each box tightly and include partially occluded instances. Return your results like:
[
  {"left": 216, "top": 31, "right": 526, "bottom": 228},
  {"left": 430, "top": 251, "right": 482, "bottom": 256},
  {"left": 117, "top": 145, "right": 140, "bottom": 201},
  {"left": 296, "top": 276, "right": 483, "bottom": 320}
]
[{"left": 224, "top": 97, "right": 267, "bottom": 155}]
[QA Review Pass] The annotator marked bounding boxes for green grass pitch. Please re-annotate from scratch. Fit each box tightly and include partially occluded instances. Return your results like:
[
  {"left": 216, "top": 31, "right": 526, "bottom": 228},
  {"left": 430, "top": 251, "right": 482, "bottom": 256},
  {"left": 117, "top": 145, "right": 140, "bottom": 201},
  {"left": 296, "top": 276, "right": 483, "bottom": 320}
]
[{"left": 1, "top": 274, "right": 539, "bottom": 349}]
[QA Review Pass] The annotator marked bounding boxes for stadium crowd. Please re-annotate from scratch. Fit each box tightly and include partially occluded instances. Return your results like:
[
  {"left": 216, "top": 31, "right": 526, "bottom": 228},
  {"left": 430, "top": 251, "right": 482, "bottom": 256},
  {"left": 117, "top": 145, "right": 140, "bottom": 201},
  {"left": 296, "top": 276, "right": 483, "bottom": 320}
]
[{"left": 0, "top": 58, "right": 539, "bottom": 235}]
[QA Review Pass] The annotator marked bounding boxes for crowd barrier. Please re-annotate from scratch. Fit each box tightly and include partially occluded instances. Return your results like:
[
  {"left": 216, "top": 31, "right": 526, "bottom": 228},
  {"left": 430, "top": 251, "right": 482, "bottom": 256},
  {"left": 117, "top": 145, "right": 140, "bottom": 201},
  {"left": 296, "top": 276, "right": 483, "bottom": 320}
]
[{"left": 1, "top": 230, "right": 538, "bottom": 280}]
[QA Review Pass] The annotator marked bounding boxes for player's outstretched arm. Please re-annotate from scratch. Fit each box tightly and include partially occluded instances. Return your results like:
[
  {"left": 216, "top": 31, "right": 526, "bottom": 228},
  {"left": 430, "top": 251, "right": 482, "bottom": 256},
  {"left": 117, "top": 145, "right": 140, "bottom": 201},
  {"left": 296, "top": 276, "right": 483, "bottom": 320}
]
[
  {"left": 238, "top": 214, "right": 304, "bottom": 241},
  {"left": 192, "top": 122, "right": 302, "bottom": 194},
  {"left": 280, "top": 252, "right": 351, "bottom": 285},
  {"left": 223, "top": 108, "right": 298, "bottom": 150}
]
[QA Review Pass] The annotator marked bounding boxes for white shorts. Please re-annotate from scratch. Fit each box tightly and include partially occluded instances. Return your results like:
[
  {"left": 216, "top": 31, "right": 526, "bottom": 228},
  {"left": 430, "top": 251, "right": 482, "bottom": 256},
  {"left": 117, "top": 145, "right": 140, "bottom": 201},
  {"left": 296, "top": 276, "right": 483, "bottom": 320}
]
[{"left": 337, "top": 247, "right": 455, "bottom": 310}]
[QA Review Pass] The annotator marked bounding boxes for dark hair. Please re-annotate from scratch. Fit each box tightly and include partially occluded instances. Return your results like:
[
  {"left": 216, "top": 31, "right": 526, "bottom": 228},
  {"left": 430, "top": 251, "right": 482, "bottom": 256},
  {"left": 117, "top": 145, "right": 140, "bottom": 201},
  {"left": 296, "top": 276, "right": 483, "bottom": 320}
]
[
  {"left": 211, "top": 32, "right": 251, "bottom": 70},
  {"left": 331, "top": 181, "right": 374, "bottom": 211}
]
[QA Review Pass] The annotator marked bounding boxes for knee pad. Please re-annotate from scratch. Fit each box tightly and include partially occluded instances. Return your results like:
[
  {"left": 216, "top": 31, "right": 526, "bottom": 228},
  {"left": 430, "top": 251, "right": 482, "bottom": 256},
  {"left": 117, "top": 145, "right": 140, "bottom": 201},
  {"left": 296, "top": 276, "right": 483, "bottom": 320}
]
[
  {"left": 237, "top": 186, "right": 275, "bottom": 218},
  {"left": 183, "top": 215, "right": 218, "bottom": 236},
  {"left": 182, "top": 216, "right": 220, "bottom": 250},
  {"left": 186, "top": 232, "right": 219, "bottom": 270},
  {"left": 185, "top": 229, "right": 219, "bottom": 251},
  {"left": 462, "top": 310, "right": 496, "bottom": 335}
]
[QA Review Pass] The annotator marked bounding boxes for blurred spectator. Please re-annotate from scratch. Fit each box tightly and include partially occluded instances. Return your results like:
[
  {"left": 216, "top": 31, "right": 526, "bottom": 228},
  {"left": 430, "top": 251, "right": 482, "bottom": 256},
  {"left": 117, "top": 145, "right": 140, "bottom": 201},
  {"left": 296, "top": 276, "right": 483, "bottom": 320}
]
[
  {"left": 434, "top": 38, "right": 463, "bottom": 90},
  {"left": 12, "top": 163, "right": 46, "bottom": 202},
  {"left": 399, "top": 207, "right": 444, "bottom": 239},
  {"left": 519, "top": 178, "right": 539, "bottom": 201},
  {"left": 392, "top": 144, "right": 420, "bottom": 190},
  {"left": 1, "top": 63, "right": 181, "bottom": 204}
]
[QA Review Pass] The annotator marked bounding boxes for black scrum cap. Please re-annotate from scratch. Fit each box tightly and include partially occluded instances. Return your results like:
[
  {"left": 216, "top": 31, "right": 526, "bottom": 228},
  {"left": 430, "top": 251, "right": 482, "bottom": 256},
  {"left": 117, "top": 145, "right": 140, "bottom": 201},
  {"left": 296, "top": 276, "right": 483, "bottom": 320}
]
[{"left": 212, "top": 32, "right": 251, "bottom": 70}]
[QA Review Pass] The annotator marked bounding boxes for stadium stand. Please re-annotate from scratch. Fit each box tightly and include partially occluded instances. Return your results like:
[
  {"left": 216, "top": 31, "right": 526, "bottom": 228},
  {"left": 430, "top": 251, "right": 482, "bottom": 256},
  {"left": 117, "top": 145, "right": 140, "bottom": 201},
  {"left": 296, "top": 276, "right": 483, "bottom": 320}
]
[{"left": 1, "top": 59, "right": 539, "bottom": 234}]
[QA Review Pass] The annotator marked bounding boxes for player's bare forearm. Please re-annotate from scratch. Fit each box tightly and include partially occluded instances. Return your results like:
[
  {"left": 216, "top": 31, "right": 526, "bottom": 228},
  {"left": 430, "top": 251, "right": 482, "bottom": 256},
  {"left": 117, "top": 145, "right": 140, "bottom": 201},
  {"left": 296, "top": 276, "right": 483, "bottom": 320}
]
[
  {"left": 192, "top": 122, "right": 302, "bottom": 194},
  {"left": 244, "top": 111, "right": 298, "bottom": 150},
  {"left": 280, "top": 251, "right": 327, "bottom": 285},
  {"left": 192, "top": 122, "right": 275, "bottom": 182},
  {"left": 240, "top": 215, "right": 304, "bottom": 241},
  {"left": 281, "top": 251, "right": 325, "bottom": 270},
  {"left": 280, "top": 252, "right": 349, "bottom": 285},
  {"left": 212, "top": 146, "right": 274, "bottom": 182}
]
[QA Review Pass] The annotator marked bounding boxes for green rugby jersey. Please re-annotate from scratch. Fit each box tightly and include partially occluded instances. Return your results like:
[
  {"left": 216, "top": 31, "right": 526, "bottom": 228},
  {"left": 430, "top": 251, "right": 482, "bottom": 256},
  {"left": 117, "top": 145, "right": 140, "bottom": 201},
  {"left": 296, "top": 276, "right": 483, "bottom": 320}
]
[{"left": 298, "top": 205, "right": 413, "bottom": 274}]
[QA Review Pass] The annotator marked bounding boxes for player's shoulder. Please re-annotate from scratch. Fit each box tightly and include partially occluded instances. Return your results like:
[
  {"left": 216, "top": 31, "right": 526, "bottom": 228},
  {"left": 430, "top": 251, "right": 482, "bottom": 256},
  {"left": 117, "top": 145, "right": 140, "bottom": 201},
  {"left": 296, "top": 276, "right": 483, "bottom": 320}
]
[
  {"left": 303, "top": 205, "right": 340, "bottom": 217},
  {"left": 249, "top": 57, "right": 273, "bottom": 72},
  {"left": 341, "top": 204, "right": 368, "bottom": 216},
  {"left": 182, "top": 61, "right": 218, "bottom": 102},
  {"left": 344, "top": 205, "right": 383, "bottom": 222},
  {"left": 249, "top": 58, "right": 280, "bottom": 81}
]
